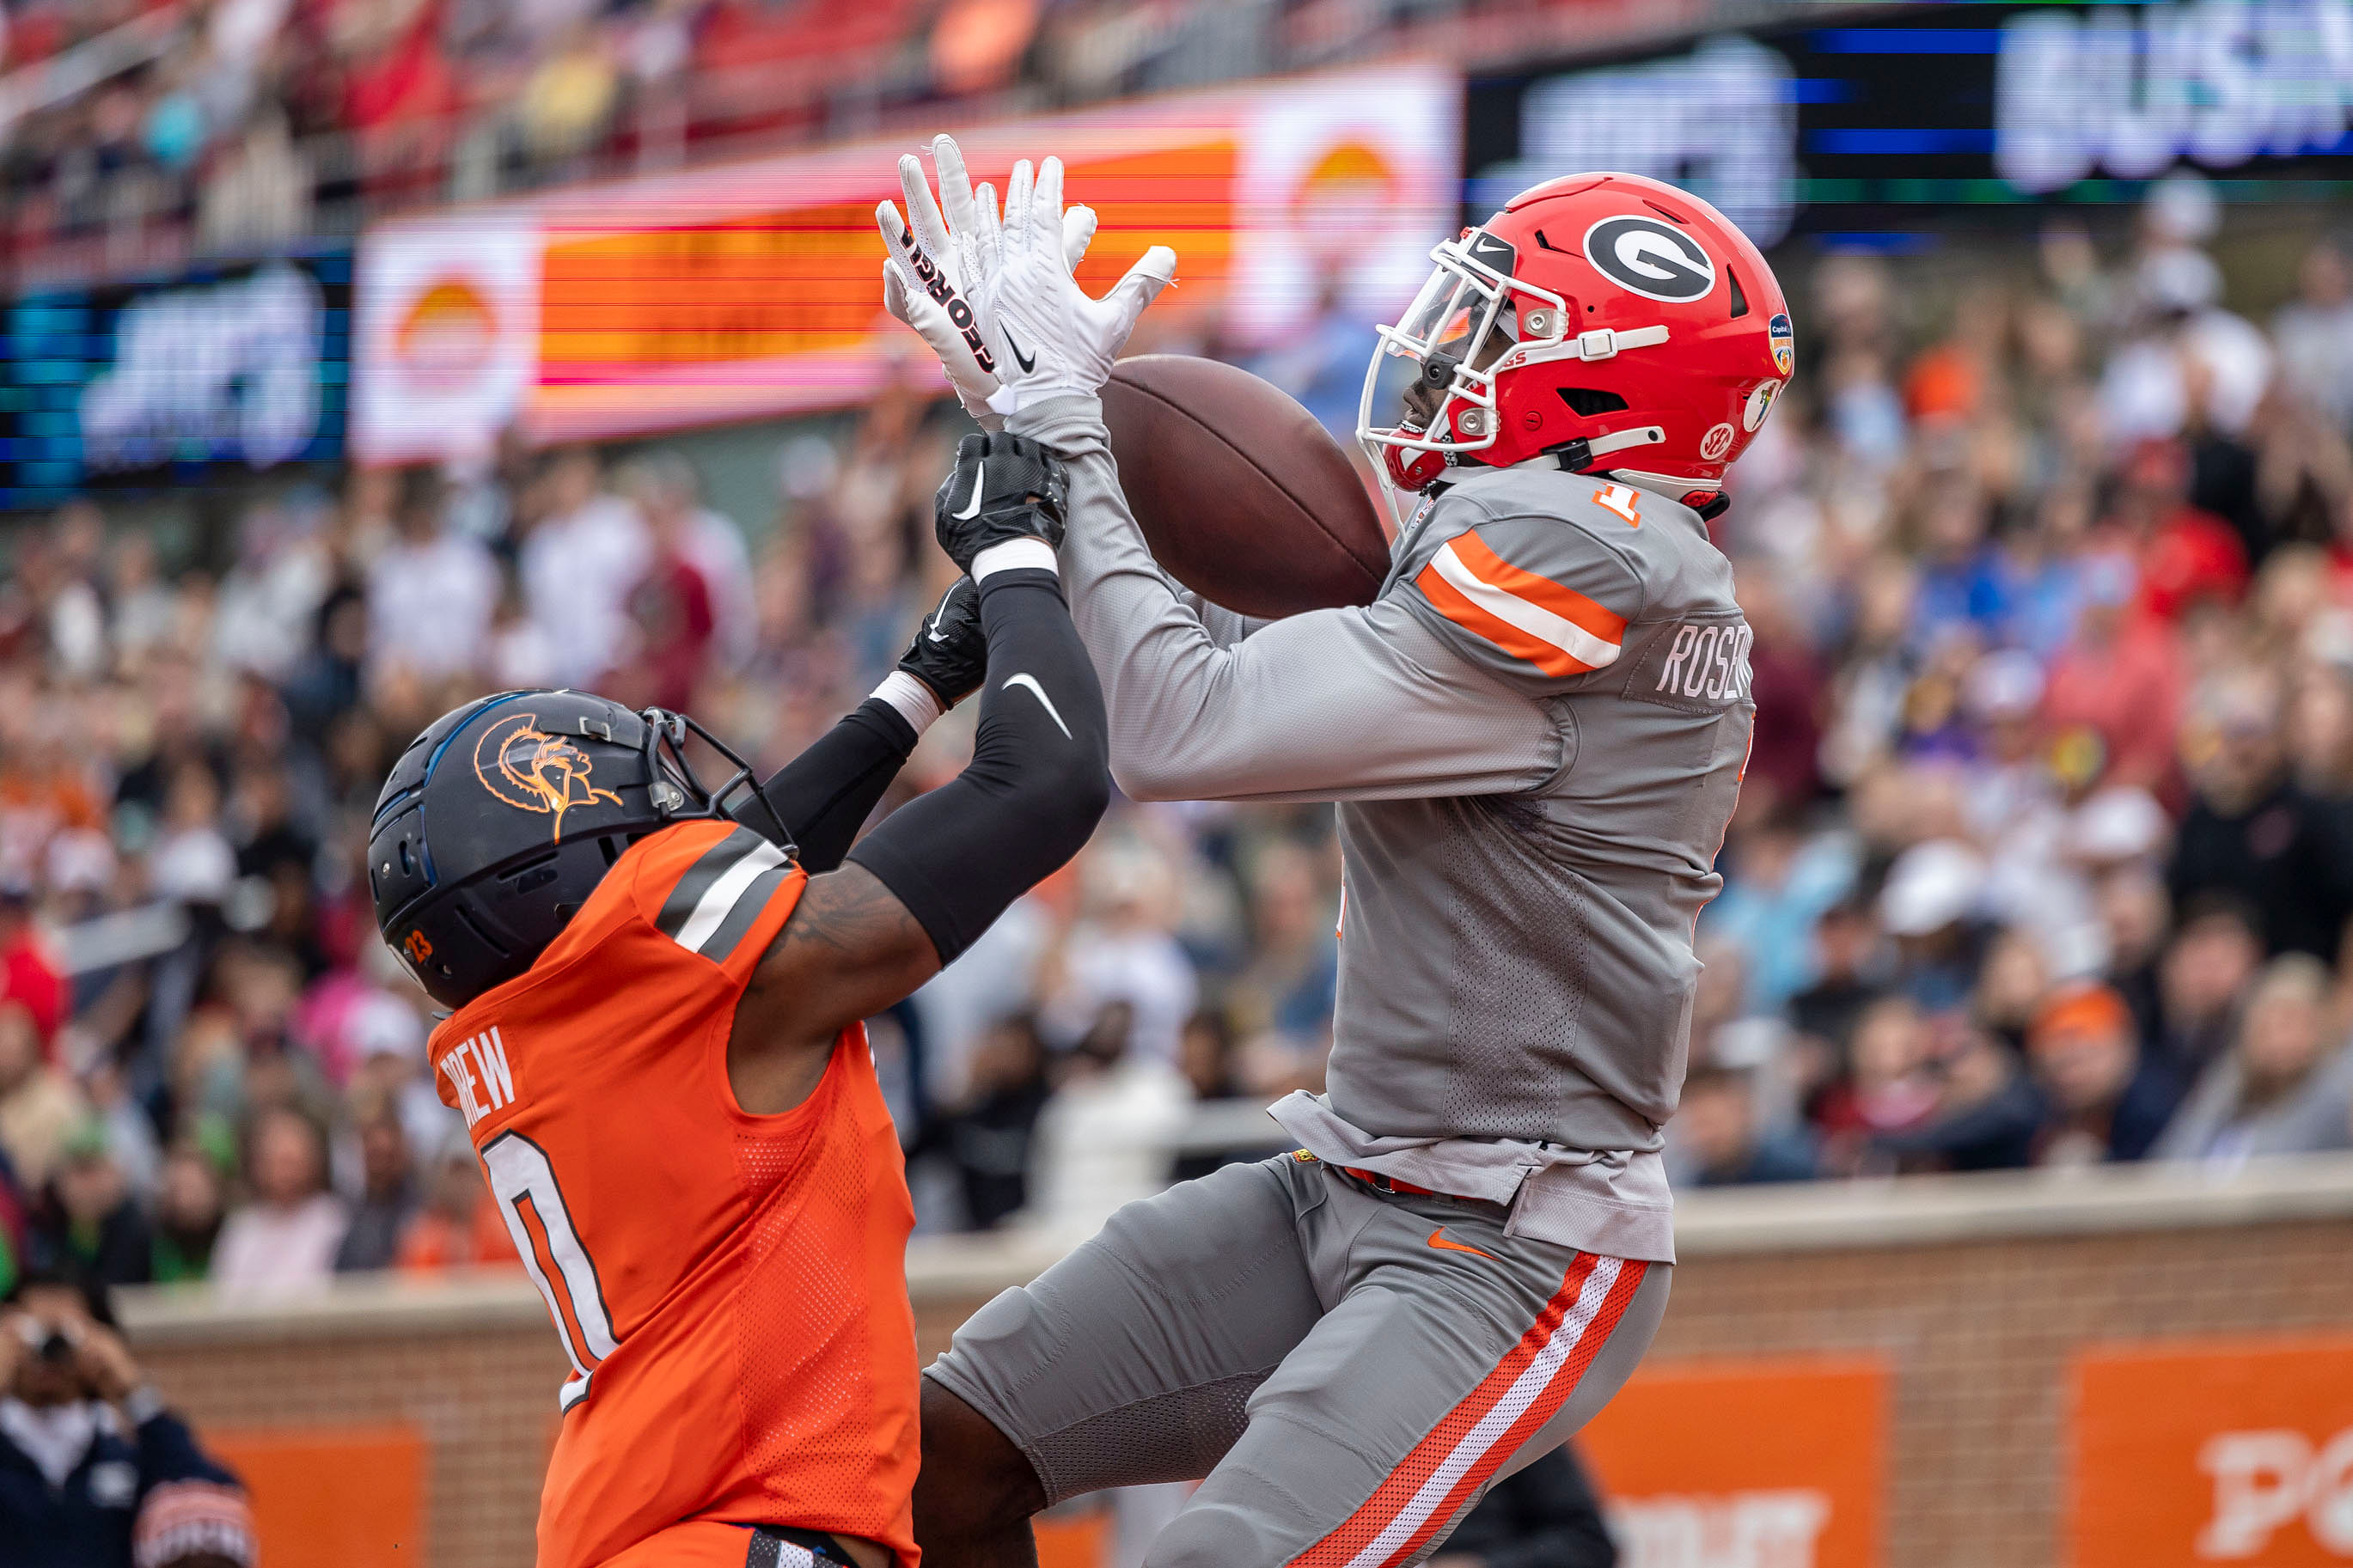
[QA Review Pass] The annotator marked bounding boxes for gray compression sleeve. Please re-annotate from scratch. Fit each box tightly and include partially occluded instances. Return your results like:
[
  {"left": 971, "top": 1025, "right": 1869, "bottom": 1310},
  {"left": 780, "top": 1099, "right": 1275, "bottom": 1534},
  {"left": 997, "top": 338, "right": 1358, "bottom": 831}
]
[{"left": 1005, "top": 393, "right": 1562, "bottom": 803}]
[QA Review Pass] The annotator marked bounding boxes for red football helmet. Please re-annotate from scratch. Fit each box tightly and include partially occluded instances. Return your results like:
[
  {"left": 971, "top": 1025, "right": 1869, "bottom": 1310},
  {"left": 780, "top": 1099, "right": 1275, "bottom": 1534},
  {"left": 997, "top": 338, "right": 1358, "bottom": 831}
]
[{"left": 1359, "top": 172, "right": 1794, "bottom": 504}]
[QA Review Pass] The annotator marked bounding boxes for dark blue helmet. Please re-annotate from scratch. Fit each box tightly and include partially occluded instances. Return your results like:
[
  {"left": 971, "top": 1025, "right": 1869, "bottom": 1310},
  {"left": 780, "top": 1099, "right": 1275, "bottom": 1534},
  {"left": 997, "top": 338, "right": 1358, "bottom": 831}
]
[{"left": 370, "top": 689, "right": 787, "bottom": 1010}]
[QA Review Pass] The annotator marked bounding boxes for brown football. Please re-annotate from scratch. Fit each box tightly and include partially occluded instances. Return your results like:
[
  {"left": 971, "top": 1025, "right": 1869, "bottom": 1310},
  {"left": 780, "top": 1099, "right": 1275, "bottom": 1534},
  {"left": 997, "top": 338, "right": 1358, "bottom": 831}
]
[{"left": 1101, "top": 355, "right": 1390, "bottom": 619}]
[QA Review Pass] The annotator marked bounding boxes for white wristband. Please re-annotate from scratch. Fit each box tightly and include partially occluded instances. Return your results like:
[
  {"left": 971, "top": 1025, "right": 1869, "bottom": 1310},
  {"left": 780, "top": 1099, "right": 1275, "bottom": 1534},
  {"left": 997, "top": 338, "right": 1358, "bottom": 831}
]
[
  {"left": 971, "top": 538, "right": 1059, "bottom": 581},
  {"left": 871, "top": 670, "right": 946, "bottom": 733}
]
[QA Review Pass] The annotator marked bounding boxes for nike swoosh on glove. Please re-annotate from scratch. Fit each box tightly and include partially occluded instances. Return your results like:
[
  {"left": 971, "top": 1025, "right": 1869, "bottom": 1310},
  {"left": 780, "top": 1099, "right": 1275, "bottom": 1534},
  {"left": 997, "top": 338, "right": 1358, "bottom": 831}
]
[
  {"left": 878, "top": 135, "right": 1100, "bottom": 428},
  {"left": 934, "top": 431, "right": 1070, "bottom": 575},
  {"left": 897, "top": 576, "right": 987, "bottom": 706},
  {"left": 984, "top": 155, "right": 1176, "bottom": 416}
]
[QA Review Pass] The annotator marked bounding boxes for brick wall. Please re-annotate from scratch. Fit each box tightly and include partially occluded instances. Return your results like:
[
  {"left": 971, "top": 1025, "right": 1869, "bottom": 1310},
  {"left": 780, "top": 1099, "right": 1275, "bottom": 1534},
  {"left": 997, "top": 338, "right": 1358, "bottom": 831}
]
[{"left": 121, "top": 1161, "right": 2353, "bottom": 1568}]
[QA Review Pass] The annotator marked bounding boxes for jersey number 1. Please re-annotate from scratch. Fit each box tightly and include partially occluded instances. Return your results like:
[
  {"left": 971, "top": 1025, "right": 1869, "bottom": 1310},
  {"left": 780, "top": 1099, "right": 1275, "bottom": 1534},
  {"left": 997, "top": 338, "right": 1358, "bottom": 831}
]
[
  {"left": 484, "top": 1132, "right": 618, "bottom": 1411},
  {"left": 1592, "top": 484, "right": 1643, "bottom": 526}
]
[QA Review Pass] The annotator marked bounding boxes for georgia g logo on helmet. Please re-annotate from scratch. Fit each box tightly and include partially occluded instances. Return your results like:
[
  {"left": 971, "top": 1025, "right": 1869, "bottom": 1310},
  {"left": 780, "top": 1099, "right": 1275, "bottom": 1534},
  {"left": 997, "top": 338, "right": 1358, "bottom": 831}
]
[
  {"left": 1582, "top": 215, "right": 1716, "bottom": 304},
  {"left": 473, "top": 712, "right": 622, "bottom": 840}
]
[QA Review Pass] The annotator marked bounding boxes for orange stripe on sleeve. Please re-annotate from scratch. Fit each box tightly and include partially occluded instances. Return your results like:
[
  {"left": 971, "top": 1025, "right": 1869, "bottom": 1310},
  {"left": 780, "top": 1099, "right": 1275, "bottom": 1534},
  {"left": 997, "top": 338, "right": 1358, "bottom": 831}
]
[
  {"left": 1446, "top": 530, "right": 1628, "bottom": 646},
  {"left": 1415, "top": 558, "right": 1601, "bottom": 679}
]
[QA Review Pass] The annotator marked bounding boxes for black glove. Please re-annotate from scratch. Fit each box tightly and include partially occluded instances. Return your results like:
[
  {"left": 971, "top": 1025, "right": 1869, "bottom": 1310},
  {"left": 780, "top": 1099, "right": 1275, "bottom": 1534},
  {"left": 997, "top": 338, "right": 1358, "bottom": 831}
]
[
  {"left": 934, "top": 432, "right": 1069, "bottom": 575},
  {"left": 897, "top": 577, "right": 987, "bottom": 706}
]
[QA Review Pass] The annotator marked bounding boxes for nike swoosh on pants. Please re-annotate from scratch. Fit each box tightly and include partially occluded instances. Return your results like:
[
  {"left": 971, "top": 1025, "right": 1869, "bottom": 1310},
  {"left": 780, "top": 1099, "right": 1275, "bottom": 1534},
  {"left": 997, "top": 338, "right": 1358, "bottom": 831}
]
[{"left": 1427, "top": 1229, "right": 1497, "bottom": 1261}]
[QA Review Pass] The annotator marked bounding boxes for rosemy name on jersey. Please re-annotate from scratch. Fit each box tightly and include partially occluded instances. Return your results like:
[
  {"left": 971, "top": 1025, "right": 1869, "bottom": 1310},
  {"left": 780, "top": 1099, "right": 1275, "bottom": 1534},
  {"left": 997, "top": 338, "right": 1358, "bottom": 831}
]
[
  {"left": 441, "top": 1027, "right": 517, "bottom": 1129},
  {"left": 1653, "top": 622, "right": 1753, "bottom": 705}
]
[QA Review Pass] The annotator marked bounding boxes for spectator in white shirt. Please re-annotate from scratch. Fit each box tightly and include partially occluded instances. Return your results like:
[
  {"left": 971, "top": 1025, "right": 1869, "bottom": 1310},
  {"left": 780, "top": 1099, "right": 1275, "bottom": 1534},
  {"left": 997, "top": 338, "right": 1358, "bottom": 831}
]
[
  {"left": 520, "top": 446, "right": 651, "bottom": 688},
  {"left": 2275, "top": 239, "right": 2353, "bottom": 437},
  {"left": 364, "top": 468, "right": 499, "bottom": 689},
  {"left": 1043, "top": 843, "right": 1200, "bottom": 1069},
  {"left": 210, "top": 1107, "right": 348, "bottom": 1303}
]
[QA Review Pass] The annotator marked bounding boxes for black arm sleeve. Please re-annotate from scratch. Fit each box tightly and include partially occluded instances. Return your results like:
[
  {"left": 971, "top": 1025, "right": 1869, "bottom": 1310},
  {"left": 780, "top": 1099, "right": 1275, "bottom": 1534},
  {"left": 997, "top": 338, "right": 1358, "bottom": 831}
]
[
  {"left": 848, "top": 567, "right": 1109, "bottom": 963},
  {"left": 730, "top": 698, "right": 918, "bottom": 872}
]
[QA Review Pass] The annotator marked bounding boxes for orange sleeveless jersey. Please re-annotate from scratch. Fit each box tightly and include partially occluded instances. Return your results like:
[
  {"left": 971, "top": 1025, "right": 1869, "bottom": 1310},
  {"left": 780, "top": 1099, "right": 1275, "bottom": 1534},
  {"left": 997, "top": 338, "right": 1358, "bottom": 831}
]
[{"left": 427, "top": 820, "right": 920, "bottom": 1568}]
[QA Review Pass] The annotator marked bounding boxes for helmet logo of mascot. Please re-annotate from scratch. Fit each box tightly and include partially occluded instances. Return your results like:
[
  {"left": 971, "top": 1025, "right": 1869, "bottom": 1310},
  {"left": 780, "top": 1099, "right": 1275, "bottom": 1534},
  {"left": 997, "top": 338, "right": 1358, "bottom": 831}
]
[{"left": 473, "top": 713, "right": 622, "bottom": 840}]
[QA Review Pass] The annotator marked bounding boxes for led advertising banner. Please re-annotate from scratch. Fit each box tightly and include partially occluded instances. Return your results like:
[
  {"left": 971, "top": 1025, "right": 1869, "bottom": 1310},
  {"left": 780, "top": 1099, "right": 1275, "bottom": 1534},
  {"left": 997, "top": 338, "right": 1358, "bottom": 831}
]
[
  {"left": 0, "top": 250, "right": 352, "bottom": 510},
  {"left": 354, "top": 64, "right": 1460, "bottom": 463},
  {"left": 1464, "top": 2, "right": 2353, "bottom": 246}
]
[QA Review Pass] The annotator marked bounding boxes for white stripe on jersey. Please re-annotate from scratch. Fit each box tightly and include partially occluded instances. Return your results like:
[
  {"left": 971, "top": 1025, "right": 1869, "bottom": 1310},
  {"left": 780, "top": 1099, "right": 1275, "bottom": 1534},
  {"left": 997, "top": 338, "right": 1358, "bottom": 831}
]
[
  {"left": 669, "top": 837, "right": 788, "bottom": 955},
  {"left": 1427, "top": 540, "right": 1622, "bottom": 671}
]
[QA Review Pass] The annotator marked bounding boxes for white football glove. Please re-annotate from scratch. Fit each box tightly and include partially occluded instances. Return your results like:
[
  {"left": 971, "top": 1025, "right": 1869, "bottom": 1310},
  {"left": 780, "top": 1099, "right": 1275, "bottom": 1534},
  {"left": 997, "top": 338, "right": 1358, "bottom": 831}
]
[
  {"left": 877, "top": 135, "right": 1102, "bottom": 427},
  {"left": 985, "top": 156, "right": 1177, "bottom": 417}
]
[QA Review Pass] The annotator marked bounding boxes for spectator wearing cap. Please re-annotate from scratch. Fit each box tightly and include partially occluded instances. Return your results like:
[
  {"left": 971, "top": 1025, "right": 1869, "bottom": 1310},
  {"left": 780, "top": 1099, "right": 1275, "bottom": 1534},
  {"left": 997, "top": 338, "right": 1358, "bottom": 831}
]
[
  {"left": 0, "top": 1267, "right": 255, "bottom": 1568},
  {"left": 340, "top": 988, "right": 458, "bottom": 1166},
  {"left": 2154, "top": 954, "right": 2353, "bottom": 1165},
  {"left": 29, "top": 1122, "right": 153, "bottom": 1290},
  {"left": 2028, "top": 984, "right": 2185, "bottom": 1167},
  {"left": 1878, "top": 839, "right": 1989, "bottom": 1014},
  {"left": 209, "top": 1107, "right": 346, "bottom": 1303}
]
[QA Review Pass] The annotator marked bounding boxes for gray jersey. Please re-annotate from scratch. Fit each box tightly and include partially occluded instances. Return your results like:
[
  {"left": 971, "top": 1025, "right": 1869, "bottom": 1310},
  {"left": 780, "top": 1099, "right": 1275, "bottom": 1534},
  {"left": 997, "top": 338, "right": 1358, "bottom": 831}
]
[{"left": 1011, "top": 396, "right": 1752, "bottom": 1263}]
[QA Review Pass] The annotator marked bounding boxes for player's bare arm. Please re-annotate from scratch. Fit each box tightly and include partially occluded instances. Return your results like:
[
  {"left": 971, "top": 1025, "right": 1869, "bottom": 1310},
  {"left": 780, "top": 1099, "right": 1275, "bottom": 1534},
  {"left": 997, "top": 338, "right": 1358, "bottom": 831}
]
[{"left": 727, "top": 864, "right": 933, "bottom": 1113}]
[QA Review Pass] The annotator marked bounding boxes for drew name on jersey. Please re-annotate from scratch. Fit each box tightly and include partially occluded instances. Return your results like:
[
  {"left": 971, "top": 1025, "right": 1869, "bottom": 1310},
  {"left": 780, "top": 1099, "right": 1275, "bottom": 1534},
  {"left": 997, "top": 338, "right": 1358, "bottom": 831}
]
[
  {"left": 441, "top": 1026, "right": 519, "bottom": 1130},
  {"left": 1652, "top": 621, "right": 1753, "bottom": 705}
]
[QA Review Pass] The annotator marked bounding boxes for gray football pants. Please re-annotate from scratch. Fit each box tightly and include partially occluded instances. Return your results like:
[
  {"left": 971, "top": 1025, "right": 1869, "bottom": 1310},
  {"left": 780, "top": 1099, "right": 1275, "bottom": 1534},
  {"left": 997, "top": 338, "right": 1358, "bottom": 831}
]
[{"left": 925, "top": 1152, "right": 1670, "bottom": 1568}]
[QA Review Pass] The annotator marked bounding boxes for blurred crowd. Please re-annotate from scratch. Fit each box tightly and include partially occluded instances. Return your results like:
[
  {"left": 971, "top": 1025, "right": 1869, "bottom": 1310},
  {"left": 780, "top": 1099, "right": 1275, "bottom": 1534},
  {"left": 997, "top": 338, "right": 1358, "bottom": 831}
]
[
  {"left": 0, "top": 0, "right": 1531, "bottom": 265},
  {"left": 3, "top": 167, "right": 2353, "bottom": 1306},
  {"left": 1684, "top": 175, "right": 2353, "bottom": 1188}
]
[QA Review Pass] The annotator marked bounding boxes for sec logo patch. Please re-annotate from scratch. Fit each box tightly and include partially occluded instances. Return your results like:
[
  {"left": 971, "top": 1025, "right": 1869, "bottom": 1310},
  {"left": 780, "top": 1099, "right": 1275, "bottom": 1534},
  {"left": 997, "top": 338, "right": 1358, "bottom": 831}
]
[{"left": 1700, "top": 423, "right": 1736, "bottom": 461}]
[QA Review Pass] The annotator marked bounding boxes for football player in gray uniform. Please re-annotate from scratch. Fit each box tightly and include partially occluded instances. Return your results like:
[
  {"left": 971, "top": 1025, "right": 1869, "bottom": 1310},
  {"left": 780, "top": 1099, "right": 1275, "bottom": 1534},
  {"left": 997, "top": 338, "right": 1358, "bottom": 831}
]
[{"left": 878, "top": 144, "right": 1795, "bottom": 1568}]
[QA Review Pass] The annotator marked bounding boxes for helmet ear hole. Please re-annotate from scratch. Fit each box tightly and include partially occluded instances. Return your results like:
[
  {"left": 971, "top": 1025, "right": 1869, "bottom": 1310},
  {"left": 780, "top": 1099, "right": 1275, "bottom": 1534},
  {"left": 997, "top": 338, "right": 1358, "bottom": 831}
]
[{"left": 1558, "top": 387, "right": 1629, "bottom": 418}]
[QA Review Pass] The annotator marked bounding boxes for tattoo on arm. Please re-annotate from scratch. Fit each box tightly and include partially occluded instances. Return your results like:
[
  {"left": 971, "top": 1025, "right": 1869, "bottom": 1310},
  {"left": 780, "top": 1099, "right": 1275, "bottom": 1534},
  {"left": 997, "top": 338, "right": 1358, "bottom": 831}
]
[
  {"left": 766, "top": 864, "right": 927, "bottom": 968},
  {"left": 745, "top": 863, "right": 938, "bottom": 1042}
]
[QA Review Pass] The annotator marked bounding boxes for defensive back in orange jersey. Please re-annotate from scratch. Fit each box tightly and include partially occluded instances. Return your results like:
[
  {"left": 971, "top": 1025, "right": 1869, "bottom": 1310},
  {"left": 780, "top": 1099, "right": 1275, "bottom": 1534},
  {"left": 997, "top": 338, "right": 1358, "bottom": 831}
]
[{"left": 426, "top": 819, "right": 920, "bottom": 1568}]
